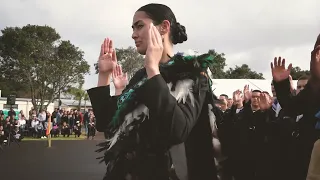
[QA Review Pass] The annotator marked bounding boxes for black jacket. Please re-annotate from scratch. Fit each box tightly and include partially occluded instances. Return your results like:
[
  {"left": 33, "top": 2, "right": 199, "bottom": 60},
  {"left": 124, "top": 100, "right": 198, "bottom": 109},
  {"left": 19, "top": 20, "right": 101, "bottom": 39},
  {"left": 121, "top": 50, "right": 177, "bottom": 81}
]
[
  {"left": 273, "top": 78, "right": 320, "bottom": 180},
  {"left": 88, "top": 67, "right": 219, "bottom": 180}
]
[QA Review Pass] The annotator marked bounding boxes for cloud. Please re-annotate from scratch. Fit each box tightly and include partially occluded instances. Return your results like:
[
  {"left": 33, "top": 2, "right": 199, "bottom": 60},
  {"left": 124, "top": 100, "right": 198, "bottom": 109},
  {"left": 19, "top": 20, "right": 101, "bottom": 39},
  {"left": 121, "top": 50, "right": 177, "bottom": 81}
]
[{"left": 1, "top": 0, "right": 320, "bottom": 91}]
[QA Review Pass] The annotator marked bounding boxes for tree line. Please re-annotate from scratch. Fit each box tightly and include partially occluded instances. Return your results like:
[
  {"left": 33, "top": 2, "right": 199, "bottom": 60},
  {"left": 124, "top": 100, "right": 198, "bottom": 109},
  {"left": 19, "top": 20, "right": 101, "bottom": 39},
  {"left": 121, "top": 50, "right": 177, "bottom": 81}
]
[
  {"left": 94, "top": 48, "right": 310, "bottom": 80},
  {"left": 0, "top": 24, "right": 90, "bottom": 111},
  {"left": 0, "top": 24, "right": 310, "bottom": 111}
]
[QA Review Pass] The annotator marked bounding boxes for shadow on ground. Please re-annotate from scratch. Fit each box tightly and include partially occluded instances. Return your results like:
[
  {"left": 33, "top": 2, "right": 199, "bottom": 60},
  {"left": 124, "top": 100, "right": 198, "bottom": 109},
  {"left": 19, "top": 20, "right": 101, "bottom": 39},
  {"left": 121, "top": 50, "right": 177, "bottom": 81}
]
[{"left": 0, "top": 140, "right": 106, "bottom": 180}]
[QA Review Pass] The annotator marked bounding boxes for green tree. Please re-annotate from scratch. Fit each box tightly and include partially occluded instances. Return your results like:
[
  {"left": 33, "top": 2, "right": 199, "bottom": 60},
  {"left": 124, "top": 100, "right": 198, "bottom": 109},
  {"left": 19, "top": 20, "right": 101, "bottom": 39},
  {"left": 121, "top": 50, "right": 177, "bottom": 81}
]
[
  {"left": 207, "top": 49, "right": 227, "bottom": 78},
  {"left": 225, "top": 64, "right": 264, "bottom": 79},
  {"left": 67, "top": 81, "right": 87, "bottom": 110},
  {"left": 95, "top": 46, "right": 144, "bottom": 79},
  {"left": 290, "top": 66, "right": 310, "bottom": 80},
  {"left": 0, "top": 24, "right": 90, "bottom": 111}
]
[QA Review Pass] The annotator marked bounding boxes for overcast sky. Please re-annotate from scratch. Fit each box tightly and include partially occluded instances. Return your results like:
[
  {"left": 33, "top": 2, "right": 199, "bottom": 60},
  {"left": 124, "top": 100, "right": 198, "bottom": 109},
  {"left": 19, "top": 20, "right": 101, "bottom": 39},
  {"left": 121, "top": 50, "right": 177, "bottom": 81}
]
[{"left": 1, "top": 0, "right": 320, "bottom": 91}]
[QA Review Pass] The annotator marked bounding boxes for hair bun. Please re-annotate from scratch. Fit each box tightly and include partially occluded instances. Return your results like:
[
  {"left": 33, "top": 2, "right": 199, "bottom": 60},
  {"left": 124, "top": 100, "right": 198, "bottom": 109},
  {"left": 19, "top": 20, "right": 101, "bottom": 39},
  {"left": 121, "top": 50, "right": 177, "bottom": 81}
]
[{"left": 172, "top": 22, "right": 187, "bottom": 45}]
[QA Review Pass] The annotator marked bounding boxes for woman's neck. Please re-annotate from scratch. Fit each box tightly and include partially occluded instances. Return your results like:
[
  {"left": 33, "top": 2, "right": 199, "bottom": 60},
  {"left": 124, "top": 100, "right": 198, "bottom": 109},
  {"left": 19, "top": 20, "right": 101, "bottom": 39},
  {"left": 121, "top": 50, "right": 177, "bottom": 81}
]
[{"left": 160, "top": 41, "right": 174, "bottom": 64}]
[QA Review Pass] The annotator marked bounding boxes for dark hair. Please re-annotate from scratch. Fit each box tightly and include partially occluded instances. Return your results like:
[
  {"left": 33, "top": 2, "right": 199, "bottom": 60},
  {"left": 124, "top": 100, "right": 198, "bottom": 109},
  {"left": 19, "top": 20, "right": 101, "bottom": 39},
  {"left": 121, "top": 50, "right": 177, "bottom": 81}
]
[
  {"left": 252, "top": 90, "right": 261, "bottom": 93},
  {"left": 219, "top": 94, "right": 228, "bottom": 99},
  {"left": 298, "top": 75, "right": 310, "bottom": 81},
  {"left": 137, "top": 3, "right": 187, "bottom": 45}
]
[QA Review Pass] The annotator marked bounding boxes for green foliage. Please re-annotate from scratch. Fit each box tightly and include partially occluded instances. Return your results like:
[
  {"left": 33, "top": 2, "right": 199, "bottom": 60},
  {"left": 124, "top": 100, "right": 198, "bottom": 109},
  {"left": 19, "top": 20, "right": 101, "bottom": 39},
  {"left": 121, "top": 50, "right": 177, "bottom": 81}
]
[
  {"left": 290, "top": 66, "right": 310, "bottom": 80},
  {"left": 66, "top": 82, "right": 89, "bottom": 110},
  {"left": 207, "top": 49, "right": 227, "bottom": 78},
  {"left": 225, "top": 64, "right": 264, "bottom": 79},
  {"left": 0, "top": 24, "right": 90, "bottom": 111}
]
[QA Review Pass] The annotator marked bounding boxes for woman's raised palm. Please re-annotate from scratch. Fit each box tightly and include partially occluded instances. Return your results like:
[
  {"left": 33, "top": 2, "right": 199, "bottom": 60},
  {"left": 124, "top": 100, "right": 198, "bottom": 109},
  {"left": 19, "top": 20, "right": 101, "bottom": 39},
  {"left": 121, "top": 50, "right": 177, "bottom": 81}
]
[
  {"left": 271, "top": 57, "right": 292, "bottom": 82},
  {"left": 112, "top": 64, "right": 128, "bottom": 90},
  {"left": 98, "top": 38, "right": 117, "bottom": 74}
]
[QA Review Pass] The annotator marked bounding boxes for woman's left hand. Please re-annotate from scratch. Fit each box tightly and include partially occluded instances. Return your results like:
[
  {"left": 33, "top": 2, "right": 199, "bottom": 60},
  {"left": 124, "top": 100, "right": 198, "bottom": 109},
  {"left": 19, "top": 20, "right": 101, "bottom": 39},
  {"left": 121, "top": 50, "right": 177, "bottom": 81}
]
[{"left": 145, "top": 23, "right": 163, "bottom": 78}]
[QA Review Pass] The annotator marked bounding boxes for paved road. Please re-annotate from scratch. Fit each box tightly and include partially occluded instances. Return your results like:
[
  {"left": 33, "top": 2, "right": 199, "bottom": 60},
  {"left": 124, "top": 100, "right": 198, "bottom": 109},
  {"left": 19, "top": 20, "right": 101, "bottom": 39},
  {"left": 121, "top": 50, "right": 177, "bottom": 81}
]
[{"left": 0, "top": 139, "right": 106, "bottom": 180}]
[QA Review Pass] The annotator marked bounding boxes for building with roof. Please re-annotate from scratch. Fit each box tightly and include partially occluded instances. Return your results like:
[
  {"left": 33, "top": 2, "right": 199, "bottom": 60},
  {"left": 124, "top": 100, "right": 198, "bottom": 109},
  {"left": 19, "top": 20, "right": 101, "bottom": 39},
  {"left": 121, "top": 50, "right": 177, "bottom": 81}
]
[
  {"left": 0, "top": 90, "right": 54, "bottom": 119},
  {"left": 54, "top": 98, "right": 92, "bottom": 111}
]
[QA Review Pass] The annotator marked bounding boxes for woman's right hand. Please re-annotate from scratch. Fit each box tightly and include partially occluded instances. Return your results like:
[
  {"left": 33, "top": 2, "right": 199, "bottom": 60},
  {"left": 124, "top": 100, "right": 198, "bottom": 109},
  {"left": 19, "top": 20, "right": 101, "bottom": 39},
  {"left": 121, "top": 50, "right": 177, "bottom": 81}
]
[
  {"left": 112, "top": 64, "right": 128, "bottom": 95},
  {"left": 98, "top": 38, "right": 117, "bottom": 74},
  {"left": 270, "top": 57, "right": 292, "bottom": 82}
]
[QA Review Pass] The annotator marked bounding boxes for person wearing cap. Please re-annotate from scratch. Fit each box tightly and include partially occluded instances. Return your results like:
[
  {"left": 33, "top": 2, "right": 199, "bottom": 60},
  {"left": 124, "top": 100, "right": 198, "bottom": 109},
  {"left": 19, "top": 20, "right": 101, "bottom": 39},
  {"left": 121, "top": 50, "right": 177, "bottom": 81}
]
[{"left": 264, "top": 34, "right": 320, "bottom": 180}]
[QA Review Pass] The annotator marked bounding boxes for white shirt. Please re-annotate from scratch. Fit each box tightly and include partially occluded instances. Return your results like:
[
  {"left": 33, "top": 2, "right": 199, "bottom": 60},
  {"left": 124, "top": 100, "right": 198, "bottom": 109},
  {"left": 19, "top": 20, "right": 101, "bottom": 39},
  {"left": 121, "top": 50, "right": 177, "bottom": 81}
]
[{"left": 31, "top": 120, "right": 39, "bottom": 128}]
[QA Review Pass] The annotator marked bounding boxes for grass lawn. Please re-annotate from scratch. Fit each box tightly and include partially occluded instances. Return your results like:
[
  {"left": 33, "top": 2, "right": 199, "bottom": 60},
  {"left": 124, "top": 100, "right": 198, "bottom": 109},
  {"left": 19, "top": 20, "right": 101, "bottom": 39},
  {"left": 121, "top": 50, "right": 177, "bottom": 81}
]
[{"left": 23, "top": 134, "right": 87, "bottom": 141}]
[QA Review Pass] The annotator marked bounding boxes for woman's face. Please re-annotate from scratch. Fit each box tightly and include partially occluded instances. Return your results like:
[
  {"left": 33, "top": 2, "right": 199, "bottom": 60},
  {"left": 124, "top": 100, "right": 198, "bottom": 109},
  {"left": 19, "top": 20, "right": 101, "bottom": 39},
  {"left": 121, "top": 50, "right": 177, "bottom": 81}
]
[{"left": 132, "top": 11, "right": 154, "bottom": 55}]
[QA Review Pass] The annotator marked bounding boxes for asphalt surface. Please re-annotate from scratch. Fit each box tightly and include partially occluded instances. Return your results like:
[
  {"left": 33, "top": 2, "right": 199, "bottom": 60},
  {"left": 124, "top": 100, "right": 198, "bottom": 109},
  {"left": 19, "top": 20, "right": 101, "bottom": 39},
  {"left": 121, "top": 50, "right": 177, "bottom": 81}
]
[{"left": 0, "top": 138, "right": 106, "bottom": 180}]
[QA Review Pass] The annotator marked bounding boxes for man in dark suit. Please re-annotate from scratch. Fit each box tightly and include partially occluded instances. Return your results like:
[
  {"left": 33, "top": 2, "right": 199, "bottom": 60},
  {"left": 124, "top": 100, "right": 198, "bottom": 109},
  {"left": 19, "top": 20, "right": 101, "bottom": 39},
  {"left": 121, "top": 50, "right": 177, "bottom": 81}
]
[{"left": 270, "top": 34, "right": 320, "bottom": 180}]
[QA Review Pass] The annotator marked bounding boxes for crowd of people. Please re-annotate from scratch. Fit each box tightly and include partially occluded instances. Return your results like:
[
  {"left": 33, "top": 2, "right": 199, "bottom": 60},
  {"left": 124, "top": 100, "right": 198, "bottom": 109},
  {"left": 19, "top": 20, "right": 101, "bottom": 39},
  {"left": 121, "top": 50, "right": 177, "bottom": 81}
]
[
  {"left": 213, "top": 73, "right": 315, "bottom": 180},
  {"left": 0, "top": 108, "right": 97, "bottom": 146}
]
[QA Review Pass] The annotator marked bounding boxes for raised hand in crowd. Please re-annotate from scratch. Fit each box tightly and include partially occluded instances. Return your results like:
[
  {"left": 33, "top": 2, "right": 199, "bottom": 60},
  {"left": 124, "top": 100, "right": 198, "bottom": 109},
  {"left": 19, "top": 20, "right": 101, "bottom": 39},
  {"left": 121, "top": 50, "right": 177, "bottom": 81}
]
[
  {"left": 233, "top": 89, "right": 243, "bottom": 108},
  {"left": 271, "top": 57, "right": 292, "bottom": 82},
  {"left": 288, "top": 75, "right": 296, "bottom": 94},
  {"left": 258, "top": 92, "right": 273, "bottom": 110},
  {"left": 97, "top": 38, "right": 117, "bottom": 86},
  {"left": 112, "top": 64, "right": 128, "bottom": 95},
  {"left": 145, "top": 23, "right": 163, "bottom": 79},
  {"left": 243, "top": 85, "right": 251, "bottom": 103}
]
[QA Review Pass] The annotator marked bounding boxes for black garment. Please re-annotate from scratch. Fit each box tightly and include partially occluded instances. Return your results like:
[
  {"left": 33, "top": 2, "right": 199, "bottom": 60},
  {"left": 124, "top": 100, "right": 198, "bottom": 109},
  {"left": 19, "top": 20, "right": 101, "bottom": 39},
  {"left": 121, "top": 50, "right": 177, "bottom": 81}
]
[
  {"left": 87, "top": 122, "right": 96, "bottom": 138},
  {"left": 84, "top": 112, "right": 90, "bottom": 123},
  {"left": 273, "top": 78, "right": 320, "bottom": 180},
  {"left": 8, "top": 110, "right": 16, "bottom": 117},
  {"left": 61, "top": 125, "right": 70, "bottom": 137},
  {"left": 88, "top": 68, "right": 218, "bottom": 180},
  {"left": 61, "top": 115, "right": 68, "bottom": 125},
  {"left": 227, "top": 102, "right": 272, "bottom": 180},
  {"left": 73, "top": 124, "right": 81, "bottom": 137}
]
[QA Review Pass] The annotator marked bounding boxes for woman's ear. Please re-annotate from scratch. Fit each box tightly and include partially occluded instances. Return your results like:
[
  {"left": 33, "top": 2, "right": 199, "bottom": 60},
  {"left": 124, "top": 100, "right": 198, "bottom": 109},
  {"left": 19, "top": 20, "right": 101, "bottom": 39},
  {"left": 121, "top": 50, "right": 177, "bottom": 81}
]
[{"left": 159, "top": 20, "right": 170, "bottom": 35}]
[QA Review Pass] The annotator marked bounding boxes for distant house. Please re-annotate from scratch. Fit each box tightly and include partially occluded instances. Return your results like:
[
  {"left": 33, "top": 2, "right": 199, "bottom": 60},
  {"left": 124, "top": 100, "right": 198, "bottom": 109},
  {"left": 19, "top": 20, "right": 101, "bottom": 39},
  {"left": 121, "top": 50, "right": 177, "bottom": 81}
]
[
  {"left": 54, "top": 99, "right": 92, "bottom": 111},
  {"left": 0, "top": 90, "right": 55, "bottom": 119}
]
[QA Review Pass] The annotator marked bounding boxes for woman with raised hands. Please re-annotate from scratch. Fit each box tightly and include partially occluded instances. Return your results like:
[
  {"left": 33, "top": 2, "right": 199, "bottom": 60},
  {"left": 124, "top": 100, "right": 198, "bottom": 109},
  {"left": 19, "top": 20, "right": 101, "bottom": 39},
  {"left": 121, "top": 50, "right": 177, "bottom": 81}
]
[{"left": 88, "top": 3, "right": 225, "bottom": 180}]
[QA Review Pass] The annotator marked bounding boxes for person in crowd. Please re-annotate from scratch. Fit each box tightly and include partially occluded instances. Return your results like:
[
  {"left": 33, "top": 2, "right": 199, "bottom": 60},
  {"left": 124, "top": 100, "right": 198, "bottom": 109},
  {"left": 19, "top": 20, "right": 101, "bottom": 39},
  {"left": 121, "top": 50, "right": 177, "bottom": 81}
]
[
  {"left": 73, "top": 121, "right": 81, "bottom": 138},
  {"left": 30, "top": 115, "right": 39, "bottom": 137},
  {"left": 87, "top": 3, "right": 227, "bottom": 180},
  {"left": 38, "top": 109, "right": 46, "bottom": 127},
  {"left": 227, "top": 98, "right": 233, "bottom": 109},
  {"left": 12, "top": 126, "right": 23, "bottom": 141},
  {"left": 0, "top": 125, "right": 6, "bottom": 145},
  {"left": 267, "top": 35, "right": 320, "bottom": 180},
  {"left": 35, "top": 121, "right": 46, "bottom": 139},
  {"left": 61, "top": 122, "right": 70, "bottom": 137},
  {"left": 84, "top": 109, "right": 91, "bottom": 135},
  {"left": 50, "top": 123, "right": 60, "bottom": 137},
  {"left": 8, "top": 108, "right": 16, "bottom": 117},
  {"left": 219, "top": 94, "right": 229, "bottom": 112},
  {"left": 87, "top": 117, "right": 96, "bottom": 140}
]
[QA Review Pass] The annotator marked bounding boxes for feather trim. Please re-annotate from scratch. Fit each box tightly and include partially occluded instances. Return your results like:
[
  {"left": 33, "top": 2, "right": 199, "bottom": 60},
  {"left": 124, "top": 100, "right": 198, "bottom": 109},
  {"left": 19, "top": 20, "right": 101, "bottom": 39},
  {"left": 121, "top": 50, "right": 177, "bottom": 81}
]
[
  {"left": 208, "top": 104, "right": 224, "bottom": 162},
  {"left": 106, "top": 104, "right": 149, "bottom": 151},
  {"left": 168, "top": 79, "right": 195, "bottom": 106},
  {"left": 97, "top": 78, "right": 200, "bottom": 178}
]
